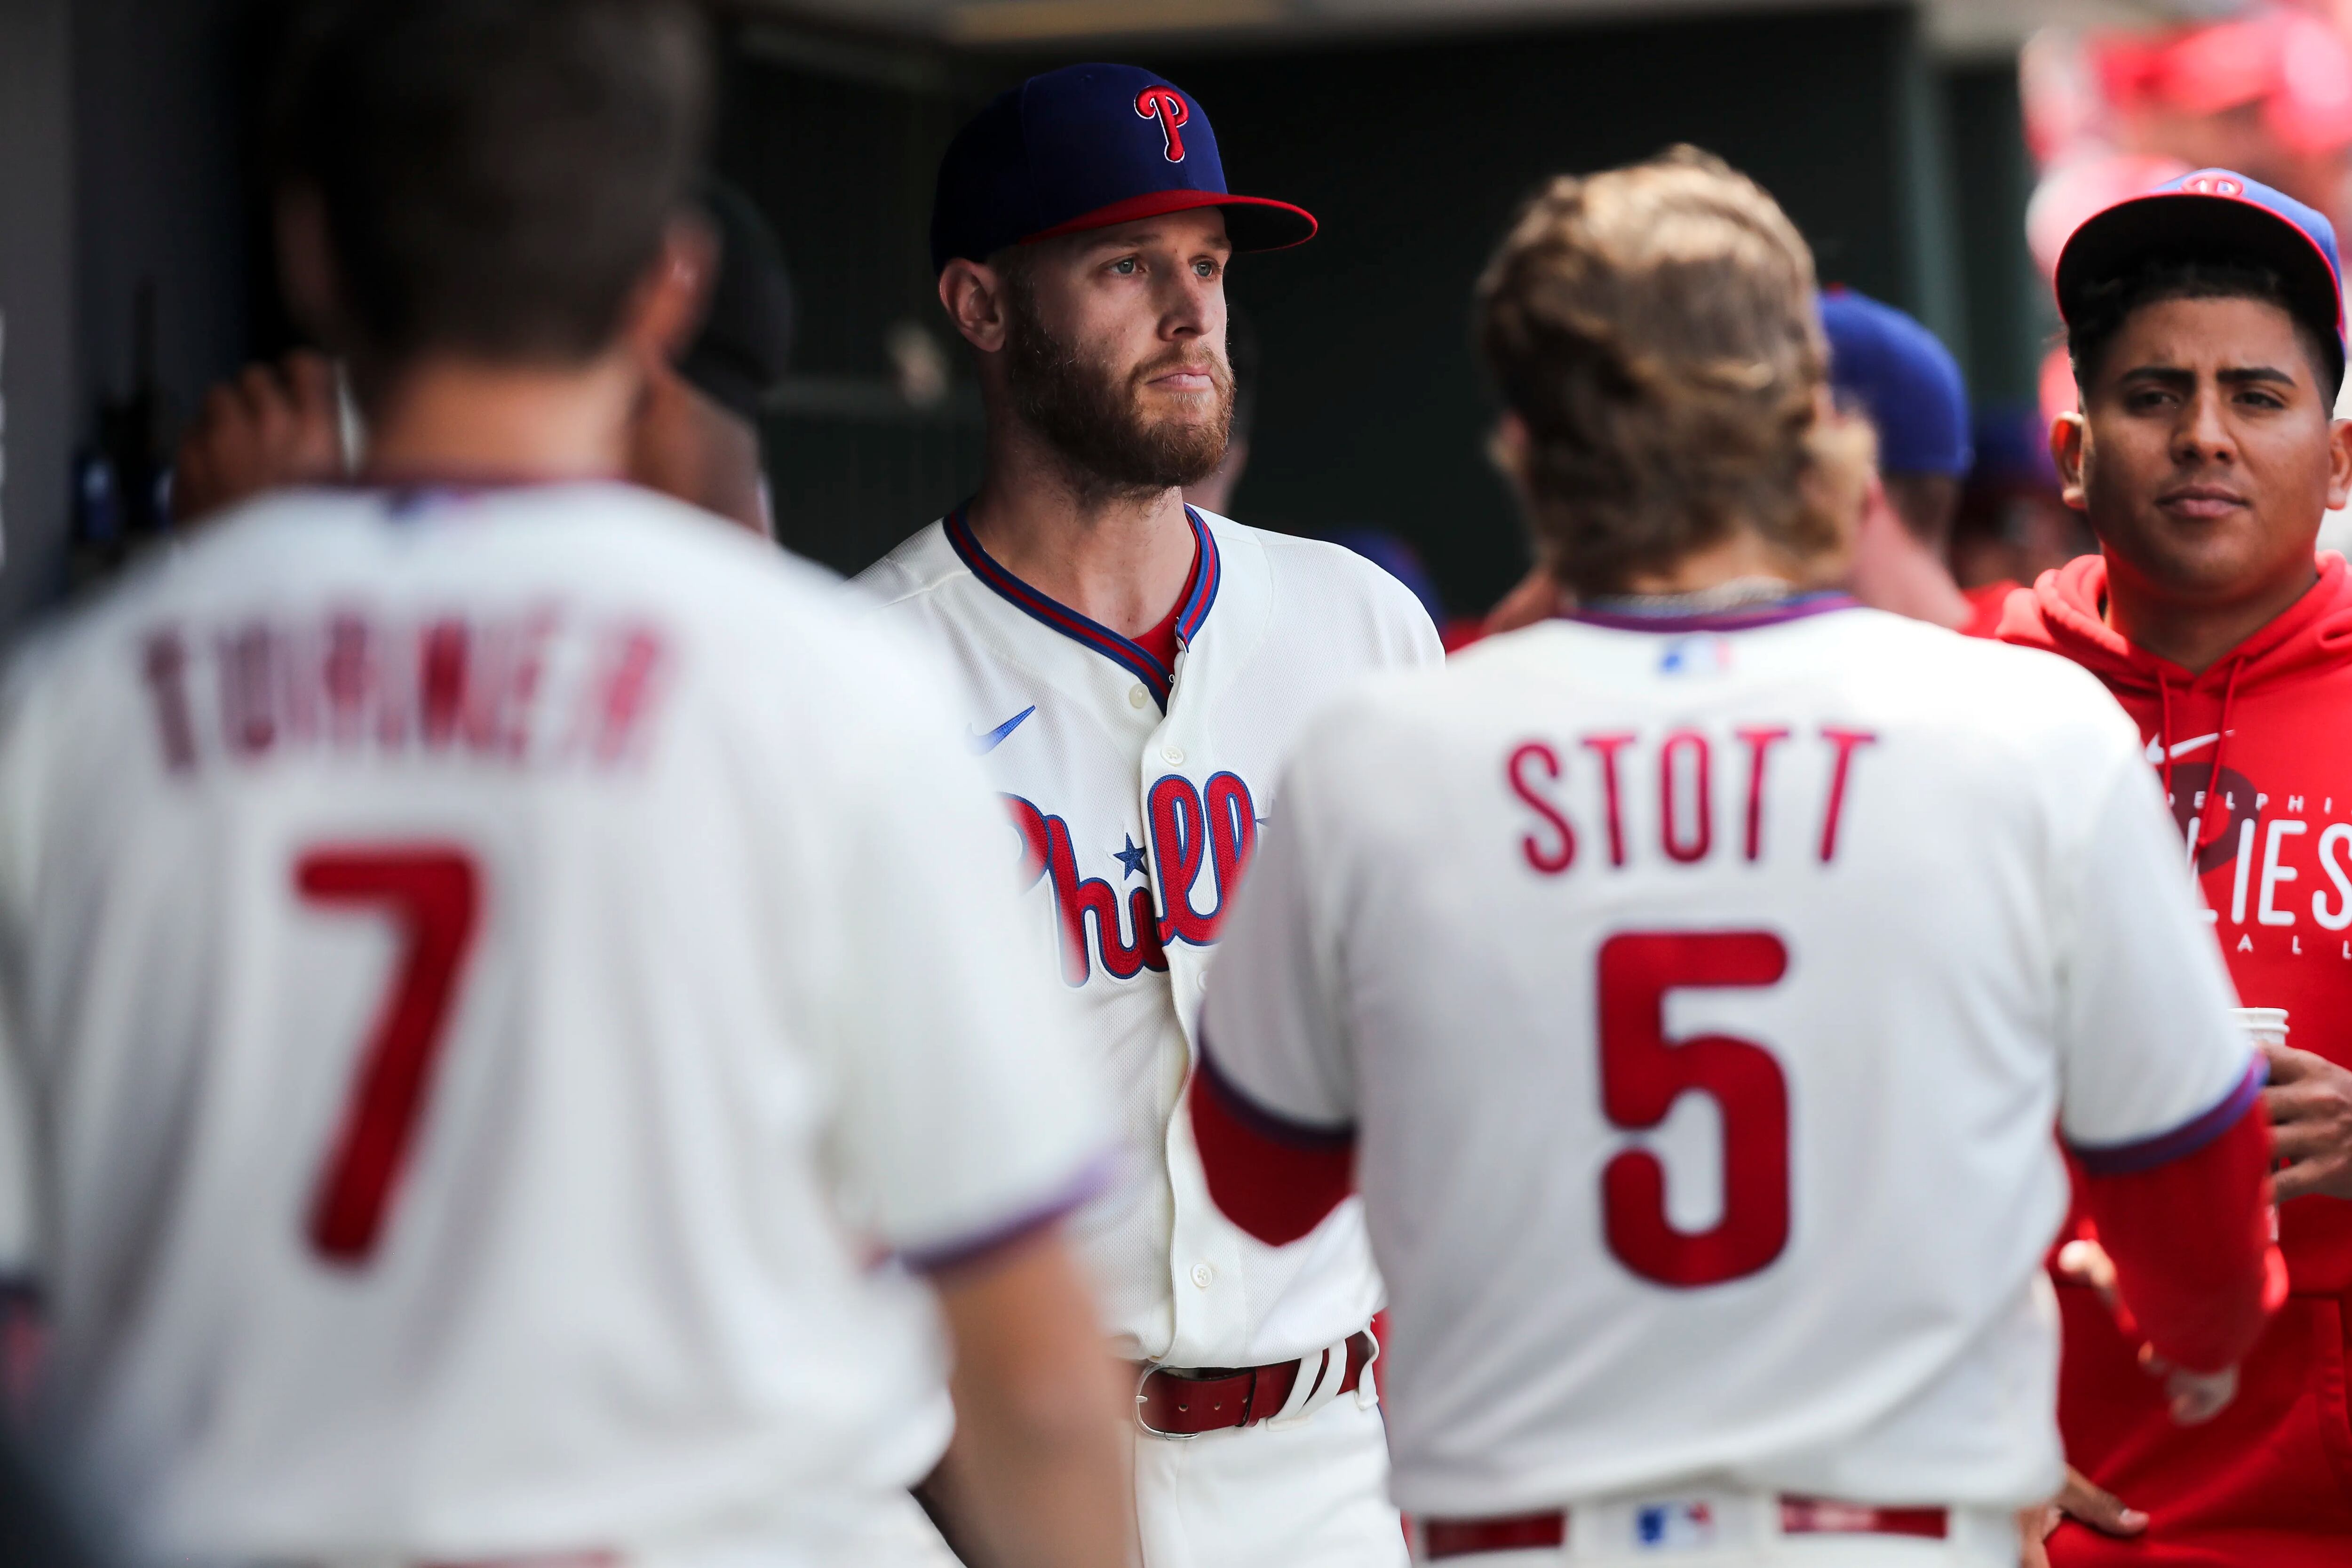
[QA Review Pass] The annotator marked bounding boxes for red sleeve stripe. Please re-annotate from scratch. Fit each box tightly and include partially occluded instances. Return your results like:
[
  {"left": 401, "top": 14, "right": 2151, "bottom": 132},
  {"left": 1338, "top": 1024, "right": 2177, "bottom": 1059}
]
[
  {"left": 2070, "top": 1057, "right": 2266, "bottom": 1177},
  {"left": 1191, "top": 1047, "right": 1356, "bottom": 1247},
  {"left": 900, "top": 1151, "right": 1119, "bottom": 1275}
]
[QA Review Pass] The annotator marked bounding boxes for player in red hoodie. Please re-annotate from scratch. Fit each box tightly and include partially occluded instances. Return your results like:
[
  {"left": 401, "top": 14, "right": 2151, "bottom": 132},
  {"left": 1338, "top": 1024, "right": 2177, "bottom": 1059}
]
[{"left": 2002, "top": 169, "right": 2352, "bottom": 1565}]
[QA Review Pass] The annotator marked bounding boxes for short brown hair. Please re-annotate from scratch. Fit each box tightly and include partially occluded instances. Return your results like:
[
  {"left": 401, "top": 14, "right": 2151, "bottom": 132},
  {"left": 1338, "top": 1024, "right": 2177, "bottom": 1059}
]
[
  {"left": 1477, "top": 148, "right": 1866, "bottom": 597},
  {"left": 271, "top": 0, "right": 709, "bottom": 368}
]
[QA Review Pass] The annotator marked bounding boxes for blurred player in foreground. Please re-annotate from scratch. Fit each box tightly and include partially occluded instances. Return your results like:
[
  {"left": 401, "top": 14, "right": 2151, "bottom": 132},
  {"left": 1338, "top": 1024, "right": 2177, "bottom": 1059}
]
[
  {"left": 2002, "top": 168, "right": 2352, "bottom": 1567},
  {"left": 172, "top": 176, "right": 794, "bottom": 540},
  {"left": 1818, "top": 288, "right": 2017, "bottom": 636},
  {"left": 858, "top": 62, "right": 1441, "bottom": 1568},
  {"left": 0, "top": 4, "right": 1127, "bottom": 1565},
  {"left": 1192, "top": 147, "right": 2280, "bottom": 1568}
]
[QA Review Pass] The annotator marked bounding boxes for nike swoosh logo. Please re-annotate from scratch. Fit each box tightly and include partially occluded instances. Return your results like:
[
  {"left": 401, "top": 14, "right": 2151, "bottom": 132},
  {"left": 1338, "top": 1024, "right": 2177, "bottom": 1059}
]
[
  {"left": 2147, "top": 732, "right": 2229, "bottom": 764},
  {"left": 969, "top": 705, "right": 1036, "bottom": 754}
]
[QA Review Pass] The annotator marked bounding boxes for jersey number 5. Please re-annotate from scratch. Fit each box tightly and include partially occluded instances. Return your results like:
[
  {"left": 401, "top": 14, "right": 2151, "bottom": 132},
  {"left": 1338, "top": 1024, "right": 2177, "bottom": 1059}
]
[
  {"left": 1597, "top": 931, "right": 1790, "bottom": 1288},
  {"left": 298, "top": 846, "right": 482, "bottom": 1265}
]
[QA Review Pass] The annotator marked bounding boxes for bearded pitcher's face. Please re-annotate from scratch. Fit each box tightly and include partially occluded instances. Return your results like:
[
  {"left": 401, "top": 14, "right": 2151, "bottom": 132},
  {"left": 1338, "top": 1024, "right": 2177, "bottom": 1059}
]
[{"left": 1000, "top": 210, "right": 1235, "bottom": 491}]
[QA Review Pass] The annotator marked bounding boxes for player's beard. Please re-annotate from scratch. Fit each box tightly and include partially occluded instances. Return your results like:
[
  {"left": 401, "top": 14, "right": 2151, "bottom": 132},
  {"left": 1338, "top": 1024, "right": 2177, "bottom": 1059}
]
[{"left": 1002, "top": 279, "right": 1233, "bottom": 493}]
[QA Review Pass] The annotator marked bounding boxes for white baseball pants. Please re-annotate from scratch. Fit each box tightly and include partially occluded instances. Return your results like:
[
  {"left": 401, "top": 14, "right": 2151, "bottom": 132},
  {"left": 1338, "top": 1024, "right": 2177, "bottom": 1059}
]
[{"left": 1132, "top": 1386, "right": 1406, "bottom": 1568}]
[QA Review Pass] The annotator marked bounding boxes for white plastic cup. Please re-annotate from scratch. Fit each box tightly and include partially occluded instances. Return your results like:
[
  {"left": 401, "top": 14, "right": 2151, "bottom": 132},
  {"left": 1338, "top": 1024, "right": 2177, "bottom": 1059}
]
[
  {"left": 2233, "top": 1007, "right": 2288, "bottom": 1241},
  {"left": 2233, "top": 1007, "right": 2289, "bottom": 1051}
]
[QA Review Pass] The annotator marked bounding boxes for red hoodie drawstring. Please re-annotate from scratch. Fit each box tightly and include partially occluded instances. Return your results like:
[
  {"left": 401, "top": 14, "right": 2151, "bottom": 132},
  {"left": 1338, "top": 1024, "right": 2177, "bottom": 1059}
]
[
  {"left": 2157, "top": 673, "right": 2178, "bottom": 826},
  {"left": 2193, "top": 657, "right": 2248, "bottom": 854}
]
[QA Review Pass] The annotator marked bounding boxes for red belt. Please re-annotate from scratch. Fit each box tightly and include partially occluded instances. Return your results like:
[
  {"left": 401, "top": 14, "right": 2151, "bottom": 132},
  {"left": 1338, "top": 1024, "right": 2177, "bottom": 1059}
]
[
  {"left": 1420, "top": 1497, "right": 1949, "bottom": 1560},
  {"left": 1134, "top": 1330, "right": 1374, "bottom": 1437}
]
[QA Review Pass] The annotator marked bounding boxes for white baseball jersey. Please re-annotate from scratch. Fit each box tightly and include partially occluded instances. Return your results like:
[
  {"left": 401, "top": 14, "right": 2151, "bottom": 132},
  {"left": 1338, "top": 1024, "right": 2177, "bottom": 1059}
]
[
  {"left": 1199, "top": 596, "right": 2259, "bottom": 1517},
  {"left": 0, "top": 484, "right": 1107, "bottom": 1564},
  {"left": 857, "top": 505, "right": 1439, "bottom": 1366}
]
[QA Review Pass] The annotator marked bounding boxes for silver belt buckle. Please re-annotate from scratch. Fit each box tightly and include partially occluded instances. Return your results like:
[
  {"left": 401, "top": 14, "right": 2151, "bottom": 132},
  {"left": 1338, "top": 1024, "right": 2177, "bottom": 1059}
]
[{"left": 1134, "top": 1362, "right": 1206, "bottom": 1441}]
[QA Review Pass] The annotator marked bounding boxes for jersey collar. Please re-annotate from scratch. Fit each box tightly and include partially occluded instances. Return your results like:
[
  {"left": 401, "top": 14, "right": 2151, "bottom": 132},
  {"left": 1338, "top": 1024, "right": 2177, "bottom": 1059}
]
[
  {"left": 1564, "top": 590, "right": 1859, "bottom": 635},
  {"left": 943, "top": 501, "right": 1221, "bottom": 710}
]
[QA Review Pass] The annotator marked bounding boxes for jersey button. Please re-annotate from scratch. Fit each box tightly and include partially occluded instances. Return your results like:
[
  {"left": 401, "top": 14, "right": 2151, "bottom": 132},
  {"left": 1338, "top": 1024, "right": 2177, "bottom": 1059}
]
[
  {"left": 1190, "top": 1262, "right": 1215, "bottom": 1289},
  {"left": 1163, "top": 745, "right": 1185, "bottom": 764},
  {"left": 1128, "top": 684, "right": 1149, "bottom": 708}
]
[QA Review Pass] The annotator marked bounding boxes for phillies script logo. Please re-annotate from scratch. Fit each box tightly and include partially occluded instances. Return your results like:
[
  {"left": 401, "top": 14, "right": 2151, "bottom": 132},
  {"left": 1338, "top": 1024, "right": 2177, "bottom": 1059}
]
[
  {"left": 1135, "top": 86, "right": 1190, "bottom": 162},
  {"left": 1006, "top": 772, "right": 1257, "bottom": 985}
]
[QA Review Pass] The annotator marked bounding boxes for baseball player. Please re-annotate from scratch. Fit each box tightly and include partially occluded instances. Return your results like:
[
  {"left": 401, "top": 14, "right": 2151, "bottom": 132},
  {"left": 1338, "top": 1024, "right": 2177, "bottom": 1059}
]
[
  {"left": 1191, "top": 148, "right": 2281, "bottom": 1568},
  {"left": 0, "top": 5, "right": 1128, "bottom": 1565},
  {"left": 858, "top": 62, "right": 1441, "bottom": 1568},
  {"left": 2001, "top": 169, "right": 2352, "bottom": 1566},
  {"left": 1818, "top": 289, "right": 2017, "bottom": 636}
]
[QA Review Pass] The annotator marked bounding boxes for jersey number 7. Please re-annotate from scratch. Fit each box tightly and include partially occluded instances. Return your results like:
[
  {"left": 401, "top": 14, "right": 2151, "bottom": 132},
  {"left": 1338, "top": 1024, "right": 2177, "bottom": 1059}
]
[
  {"left": 298, "top": 846, "right": 482, "bottom": 1265},
  {"left": 1598, "top": 931, "right": 1790, "bottom": 1288}
]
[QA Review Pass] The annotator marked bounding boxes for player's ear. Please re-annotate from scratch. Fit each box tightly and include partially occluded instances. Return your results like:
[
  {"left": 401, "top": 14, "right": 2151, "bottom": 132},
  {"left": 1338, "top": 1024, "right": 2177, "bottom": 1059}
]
[
  {"left": 2328, "top": 417, "right": 2352, "bottom": 514},
  {"left": 2051, "top": 411, "right": 2090, "bottom": 512},
  {"left": 939, "top": 259, "right": 1012, "bottom": 355},
  {"left": 1486, "top": 412, "right": 1531, "bottom": 492},
  {"left": 621, "top": 213, "right": 718, "bottom": 370}
]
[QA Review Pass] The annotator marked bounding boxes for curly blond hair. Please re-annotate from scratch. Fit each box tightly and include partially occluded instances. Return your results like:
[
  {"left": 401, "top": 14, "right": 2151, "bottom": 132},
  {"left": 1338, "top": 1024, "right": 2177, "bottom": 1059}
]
[{"left": 1476, "top": 147, "right": 1868, "bottom": 597}]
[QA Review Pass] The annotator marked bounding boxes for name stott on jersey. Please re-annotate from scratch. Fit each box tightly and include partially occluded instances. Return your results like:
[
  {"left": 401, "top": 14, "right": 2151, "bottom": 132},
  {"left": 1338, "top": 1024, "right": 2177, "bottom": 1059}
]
[
  {"left": 1200, "top": 599, "right": 2257, "bottom": 1517},
  {"left": 0, "top": 485, "right": 1106, "bottom": 1563},
  {"left": 858, "top": 505, "right": 1440, "bottom": 1363}
]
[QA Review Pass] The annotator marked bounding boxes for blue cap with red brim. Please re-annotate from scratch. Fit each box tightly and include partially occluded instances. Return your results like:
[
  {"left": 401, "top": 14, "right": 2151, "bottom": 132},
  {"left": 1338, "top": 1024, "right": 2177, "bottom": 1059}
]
[
  {"left": 930, "top": 63, "right": 1317, "bottom": 275},
  {"left": 2054, "top": 168, "right": 2346, "bottom": 386}
]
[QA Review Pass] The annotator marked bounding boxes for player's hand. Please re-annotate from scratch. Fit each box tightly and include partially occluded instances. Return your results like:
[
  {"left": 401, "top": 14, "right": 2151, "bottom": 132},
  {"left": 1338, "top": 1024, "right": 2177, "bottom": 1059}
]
[
  {"left": 2261, "top": 1040, "right": 2352, "bottom": 1201},
  {"left": 2054, "top": 1236, "right": 2117, "bottom": 1309},
  {"left": 2136, "top": 1340, "right": 2240, "bottom": 1425},
  {"left": 2019, "top": 1468, "right": 2149, "bottom": 1567},
  {"left": 172, "top": 352, "right": 344, "bottom": 526}
]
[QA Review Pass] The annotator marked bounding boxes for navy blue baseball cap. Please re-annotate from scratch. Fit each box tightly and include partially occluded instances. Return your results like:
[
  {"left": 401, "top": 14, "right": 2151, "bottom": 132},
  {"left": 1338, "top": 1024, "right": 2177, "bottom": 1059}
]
[
  {"left": 2055, "top": 167, "right": 2347, "bottom": 387},
  {"left": 1819, "top": 288, "right": 1972, "bottom": 478},
  {"left": 930, "top": 63, "right": 1316, "bottom": 275}
]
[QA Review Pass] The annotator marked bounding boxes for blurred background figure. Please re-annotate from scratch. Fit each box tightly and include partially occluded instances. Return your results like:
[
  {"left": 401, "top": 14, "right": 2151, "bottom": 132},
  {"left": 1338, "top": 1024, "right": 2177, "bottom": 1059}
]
[
  {"left": 1953, "top": 402, "right": 2096, "bottom": 596},
  {"left": 629, "top": 177, "right": 798, "bottom": 537},
  {"left": 1820, "top": 286, "right": 1997, "bottom": 633},
  {"left": 169, "top": 176, "right": 795, "bottom": 540},
  {"left": 2021, "top": 3, "right": 2352, "bottom": 429}
]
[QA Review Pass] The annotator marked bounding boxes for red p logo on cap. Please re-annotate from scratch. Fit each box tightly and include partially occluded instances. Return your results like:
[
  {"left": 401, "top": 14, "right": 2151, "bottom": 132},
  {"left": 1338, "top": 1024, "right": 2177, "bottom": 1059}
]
[{"left": 1136, "top": 86, "right": 1190, "bottom": 163}]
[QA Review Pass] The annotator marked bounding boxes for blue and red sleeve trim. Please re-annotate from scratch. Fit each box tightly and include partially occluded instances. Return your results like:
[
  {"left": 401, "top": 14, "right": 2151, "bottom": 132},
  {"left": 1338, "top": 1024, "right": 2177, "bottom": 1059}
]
[
  {"left": 2069, "top": 1056, "right": 2267, "bottom": 1177},
  {"left": 1190, "top": 1045, "right": 1356, "bottom": 1247},
  {"left": 899, "top": 1150, "right": 1119, "bottom": 1276},
  {"left": 943, "top": 503, "right": 1221, "bottom": 711}
]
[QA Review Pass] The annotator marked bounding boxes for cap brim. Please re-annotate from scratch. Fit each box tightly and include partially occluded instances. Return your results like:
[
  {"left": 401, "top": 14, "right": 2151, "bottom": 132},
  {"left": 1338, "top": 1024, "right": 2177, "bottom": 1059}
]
[
  {"left": 2055, "top": 190, "right": 2345, "bottom": 377},
  {"left": 1025, "top": 188, "right": 1317, "bottom": 252}
]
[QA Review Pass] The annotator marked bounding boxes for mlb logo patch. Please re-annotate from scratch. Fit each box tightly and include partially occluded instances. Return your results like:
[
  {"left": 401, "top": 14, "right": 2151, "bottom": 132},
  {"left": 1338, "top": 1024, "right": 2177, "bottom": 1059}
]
[
  {"left": 1634, "top": 1499, "right": 1717, "bottom": 1551},
  {"left": 1658, "top": 635, "right": 1733, "bottom": 676}
]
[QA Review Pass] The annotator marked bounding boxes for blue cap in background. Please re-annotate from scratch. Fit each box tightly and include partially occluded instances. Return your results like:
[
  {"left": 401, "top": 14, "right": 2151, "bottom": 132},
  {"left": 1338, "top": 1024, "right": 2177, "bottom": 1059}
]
[
  {"left": 1819, "top": 287, "right": 1973, "bottom": 478},
  {"left": 1330, "top": 529, "right": 1446, "bottom": 625},
  {"left": 931, "top": 63, "right": 1317, "bottom": 275},
  {"left": 1968, "top": 401, "right": 2061, "bottom": 492}
]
